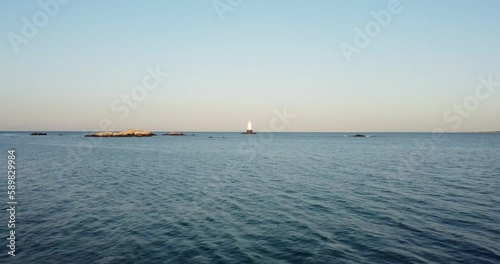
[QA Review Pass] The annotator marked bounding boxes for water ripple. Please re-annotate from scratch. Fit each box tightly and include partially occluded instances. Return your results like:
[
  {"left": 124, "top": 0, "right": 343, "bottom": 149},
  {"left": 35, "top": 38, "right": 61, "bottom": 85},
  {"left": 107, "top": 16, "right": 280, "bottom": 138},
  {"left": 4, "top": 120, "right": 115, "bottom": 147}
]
[{"left": 0, "top": 133, "right": 499, "bottom": 263}]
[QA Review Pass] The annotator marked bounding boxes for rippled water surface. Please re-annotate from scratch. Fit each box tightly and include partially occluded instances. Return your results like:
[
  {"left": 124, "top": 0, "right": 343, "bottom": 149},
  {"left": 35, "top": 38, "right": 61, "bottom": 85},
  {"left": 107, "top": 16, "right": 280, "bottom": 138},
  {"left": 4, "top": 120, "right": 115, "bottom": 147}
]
[{"left": 0, "top": 132, "right": 499, "bottom": 263}]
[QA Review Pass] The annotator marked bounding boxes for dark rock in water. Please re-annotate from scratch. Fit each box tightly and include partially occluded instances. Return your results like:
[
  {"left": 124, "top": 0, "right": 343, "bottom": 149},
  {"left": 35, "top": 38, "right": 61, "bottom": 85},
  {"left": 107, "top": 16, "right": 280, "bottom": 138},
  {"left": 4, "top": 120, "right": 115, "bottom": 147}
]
[
  {"left": 353, "top": 134, "right": 367, "bottom": 137},
  {"left": 58, "top": 134, "right": 63, "bottom": 136},
  {"left": 163, "top": 132, "right": 184, "bottom": 136},
  {"left": 85, "top": 129, "right": 154, "bottom": 137},
  {"left": 31, "top": 132, "right": 47, "bottom": 136},
  {"left": 208, "top": 136, "right": 214, "bottom": 138}
]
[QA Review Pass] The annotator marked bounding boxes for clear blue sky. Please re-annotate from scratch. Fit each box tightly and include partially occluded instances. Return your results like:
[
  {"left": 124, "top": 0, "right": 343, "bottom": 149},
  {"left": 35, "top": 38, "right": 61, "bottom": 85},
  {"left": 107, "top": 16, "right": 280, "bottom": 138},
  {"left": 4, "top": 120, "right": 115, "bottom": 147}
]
[{"left": 1, "top": 0, "right": 499, "bottom": 132}]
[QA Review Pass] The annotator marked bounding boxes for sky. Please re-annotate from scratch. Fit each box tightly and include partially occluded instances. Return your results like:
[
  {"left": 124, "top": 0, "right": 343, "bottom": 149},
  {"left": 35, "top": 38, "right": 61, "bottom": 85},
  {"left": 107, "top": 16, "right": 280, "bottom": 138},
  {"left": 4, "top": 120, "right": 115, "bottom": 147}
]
[{"left": 1, "top": 0, "right": 499, "bottom": 132}]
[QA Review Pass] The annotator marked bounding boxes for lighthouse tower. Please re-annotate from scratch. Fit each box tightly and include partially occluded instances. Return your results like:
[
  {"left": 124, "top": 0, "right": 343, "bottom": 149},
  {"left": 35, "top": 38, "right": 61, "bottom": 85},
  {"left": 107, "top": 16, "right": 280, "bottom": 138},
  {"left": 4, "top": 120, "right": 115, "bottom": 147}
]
[{"left": 242, "top": 120, "right": 256, "bottom": 134}]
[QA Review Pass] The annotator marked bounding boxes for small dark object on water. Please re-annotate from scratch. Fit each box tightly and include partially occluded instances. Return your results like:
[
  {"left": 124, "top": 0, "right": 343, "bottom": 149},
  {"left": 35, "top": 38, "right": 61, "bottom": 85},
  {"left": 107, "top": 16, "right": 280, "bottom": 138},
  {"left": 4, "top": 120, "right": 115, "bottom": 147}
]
[
  {"left": 353, "top": 134, "right": 367, "bottom": 137},
  {"left": 31, "top": 132, "right": 47, "bottom": 136}
]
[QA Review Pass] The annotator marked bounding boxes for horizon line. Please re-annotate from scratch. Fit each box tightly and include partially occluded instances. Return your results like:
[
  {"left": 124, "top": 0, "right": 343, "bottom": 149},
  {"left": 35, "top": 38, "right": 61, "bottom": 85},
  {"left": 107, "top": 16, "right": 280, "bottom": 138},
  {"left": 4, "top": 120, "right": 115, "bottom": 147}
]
[{"left": 1, "top": 130, "right": 499, "bottom": 134}]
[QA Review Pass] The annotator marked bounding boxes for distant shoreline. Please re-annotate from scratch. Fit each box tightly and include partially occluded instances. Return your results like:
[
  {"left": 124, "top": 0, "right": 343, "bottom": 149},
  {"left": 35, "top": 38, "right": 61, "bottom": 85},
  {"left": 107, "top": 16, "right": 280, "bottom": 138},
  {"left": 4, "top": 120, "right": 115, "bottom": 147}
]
[{"left": 1, "top": 131, "right": 499, "bottom": 134}]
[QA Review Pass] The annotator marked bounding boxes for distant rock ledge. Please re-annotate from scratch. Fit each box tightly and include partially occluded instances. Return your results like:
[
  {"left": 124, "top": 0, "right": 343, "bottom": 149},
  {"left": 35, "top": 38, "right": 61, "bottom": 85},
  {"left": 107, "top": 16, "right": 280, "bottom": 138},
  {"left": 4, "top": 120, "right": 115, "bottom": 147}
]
[
  {"left": 85, "top": 129, "right": 155, "bottom": 137},
  {"left": 163, "top": 132, "right": 184, "bottom": 136},
  {"left": 31, "top": 132, "right": 47, "bottom": 136},
  {"left": 477, "top": 131, "right": 500, "bottom": 134}
]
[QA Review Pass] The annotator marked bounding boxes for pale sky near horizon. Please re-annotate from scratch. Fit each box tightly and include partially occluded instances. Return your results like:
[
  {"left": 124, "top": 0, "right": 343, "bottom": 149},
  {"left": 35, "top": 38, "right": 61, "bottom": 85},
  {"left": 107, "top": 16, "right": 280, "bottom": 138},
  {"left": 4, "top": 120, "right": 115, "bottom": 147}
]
[{"left": 1, "top": 0, "right": 499, "bottom": 132}]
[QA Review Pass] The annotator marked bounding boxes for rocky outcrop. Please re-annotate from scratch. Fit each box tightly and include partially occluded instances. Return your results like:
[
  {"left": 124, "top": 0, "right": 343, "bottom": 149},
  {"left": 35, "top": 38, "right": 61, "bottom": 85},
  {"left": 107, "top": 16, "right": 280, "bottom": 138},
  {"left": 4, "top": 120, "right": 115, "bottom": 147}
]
[
  {"left": 85, "top": 129, "right": 154, "bottom": 137},
  {"left": 163, "top": 132, "right": 184, "bottom": 136},
  {"left": 31, "top": 132, "right": 47, "bottom": 136}
]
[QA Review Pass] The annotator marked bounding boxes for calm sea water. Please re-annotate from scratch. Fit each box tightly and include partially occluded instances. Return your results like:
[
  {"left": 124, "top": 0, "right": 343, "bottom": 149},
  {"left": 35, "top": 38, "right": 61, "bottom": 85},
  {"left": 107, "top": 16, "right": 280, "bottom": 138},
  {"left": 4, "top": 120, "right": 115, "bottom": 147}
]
[{"left": 0, "top": 132, "right": 499, "bottom": 263}]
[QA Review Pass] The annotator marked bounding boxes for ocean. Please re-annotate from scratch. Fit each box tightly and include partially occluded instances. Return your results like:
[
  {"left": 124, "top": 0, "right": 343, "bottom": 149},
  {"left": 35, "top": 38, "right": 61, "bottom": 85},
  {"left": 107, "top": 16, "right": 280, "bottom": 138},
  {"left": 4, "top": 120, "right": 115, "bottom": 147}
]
[{"left": 0, "top": 132, "right": 499, "bottom": 263}]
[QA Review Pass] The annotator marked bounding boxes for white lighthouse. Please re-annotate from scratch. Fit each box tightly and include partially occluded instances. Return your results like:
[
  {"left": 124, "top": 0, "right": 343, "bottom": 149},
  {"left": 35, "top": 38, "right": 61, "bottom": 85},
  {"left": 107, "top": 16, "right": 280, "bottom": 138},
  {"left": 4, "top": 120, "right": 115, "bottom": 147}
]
[{"left": 242, "top": 120, "right": 256, "bottom": 134}]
